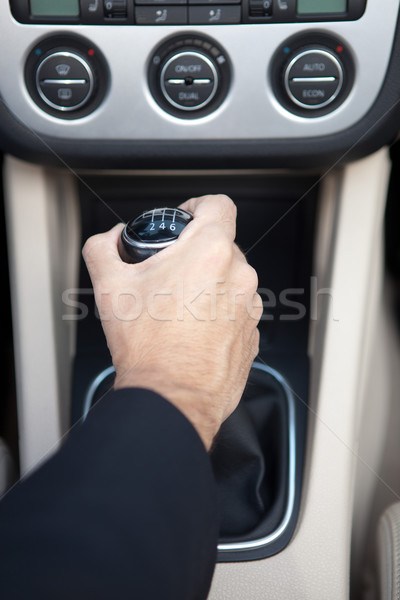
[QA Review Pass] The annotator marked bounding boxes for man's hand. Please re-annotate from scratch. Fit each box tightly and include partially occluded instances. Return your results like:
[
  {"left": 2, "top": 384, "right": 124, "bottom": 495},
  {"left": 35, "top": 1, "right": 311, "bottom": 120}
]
[{"left": 82, "top": 195, "right": 262, "bottom": 450}]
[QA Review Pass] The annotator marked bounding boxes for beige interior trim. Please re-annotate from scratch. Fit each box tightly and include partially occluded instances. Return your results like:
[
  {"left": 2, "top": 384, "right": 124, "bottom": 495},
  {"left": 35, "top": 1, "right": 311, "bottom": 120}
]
[
  {"left": 3, "top": 156, "right": 80, "bottom": 476},
  {"left": 209, "top": 148, "right": 391, "bottom": 599},
  {"left": 349, "top": 271, "right": 392, "bottom": 591}
]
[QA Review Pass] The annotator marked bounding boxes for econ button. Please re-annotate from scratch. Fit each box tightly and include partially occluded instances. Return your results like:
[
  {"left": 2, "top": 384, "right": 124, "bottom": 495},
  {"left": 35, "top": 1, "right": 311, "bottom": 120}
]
[
  {"left": 288, "top": 79, "right": 340, "bottom": 107},
  {"left": 160, "top": 51, "right": 218, "bottom": 111}
]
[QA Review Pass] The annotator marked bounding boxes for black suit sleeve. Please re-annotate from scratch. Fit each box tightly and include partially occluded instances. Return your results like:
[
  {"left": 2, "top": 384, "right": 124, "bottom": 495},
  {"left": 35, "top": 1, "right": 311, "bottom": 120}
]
[{"left": 0, "top": 389, "right": 219, "bottom": 600}]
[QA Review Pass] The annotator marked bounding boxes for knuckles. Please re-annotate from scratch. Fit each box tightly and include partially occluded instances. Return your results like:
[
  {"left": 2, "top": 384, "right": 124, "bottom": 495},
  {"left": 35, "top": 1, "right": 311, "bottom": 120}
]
[
  {"left": 232, "top": 262, "right": 259, "bottom": 295},
  {"left": 241, "top": 264, "right": 259, "bottom": 293},
  {"left": 252, "top": 293, "right": 264, "bottom": 322},
  {"left": 204, "top": 232, "right": 235, "bottom": 268},
  {"left": 215, "top": 194, "right": 237, "bottom": 220},
  {"left": 82, "top": 233, "right": 105, "bottom": 261}
]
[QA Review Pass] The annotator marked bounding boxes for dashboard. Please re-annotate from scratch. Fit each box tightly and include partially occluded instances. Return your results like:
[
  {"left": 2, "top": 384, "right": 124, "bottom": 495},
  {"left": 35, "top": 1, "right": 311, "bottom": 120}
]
[{"left": 1, "top": 0, "right": 400, "bottom": 167}]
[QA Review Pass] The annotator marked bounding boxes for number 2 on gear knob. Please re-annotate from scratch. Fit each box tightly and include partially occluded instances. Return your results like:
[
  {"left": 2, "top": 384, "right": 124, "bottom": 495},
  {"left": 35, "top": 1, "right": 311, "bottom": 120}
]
[{"left": 120, "top": 207, "right": 193, "bottom": 263}]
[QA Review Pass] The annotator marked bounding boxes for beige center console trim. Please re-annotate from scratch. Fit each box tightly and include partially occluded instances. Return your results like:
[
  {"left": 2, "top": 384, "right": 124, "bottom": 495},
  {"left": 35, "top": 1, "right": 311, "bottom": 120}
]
[
  {"left": 3, "top": 156, "right": 80, "bottom": 476},
  {"left": 209, "top": 148, "right": 391, "bottom": 599}
]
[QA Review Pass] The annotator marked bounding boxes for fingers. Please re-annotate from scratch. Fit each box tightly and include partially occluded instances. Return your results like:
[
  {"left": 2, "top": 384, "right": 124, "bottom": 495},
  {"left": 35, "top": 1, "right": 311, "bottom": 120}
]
[
  {"left": 178, "top": 194, "right": 237, "bottom": 241},
  {"left": 82, "top": 223, "right": 125, "bottom": 279}
]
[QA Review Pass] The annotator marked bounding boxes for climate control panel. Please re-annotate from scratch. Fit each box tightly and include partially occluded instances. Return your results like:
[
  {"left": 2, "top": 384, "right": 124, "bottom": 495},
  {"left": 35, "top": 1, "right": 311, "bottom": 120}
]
[
  {"left": 23, "top": 32, "right": 353, "bottom": 120},
  {"left": 3, "top": 0, "right": 395, "bottom": 151},
  {"left": 24, "top": 32, "right": 353, "bottom": 120}
]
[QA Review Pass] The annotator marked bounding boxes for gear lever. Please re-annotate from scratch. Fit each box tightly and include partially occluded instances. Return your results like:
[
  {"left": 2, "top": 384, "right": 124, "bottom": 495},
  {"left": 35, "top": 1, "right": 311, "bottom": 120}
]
[{"left": 120, "top": 207, "right": 193, "bottom": 263}]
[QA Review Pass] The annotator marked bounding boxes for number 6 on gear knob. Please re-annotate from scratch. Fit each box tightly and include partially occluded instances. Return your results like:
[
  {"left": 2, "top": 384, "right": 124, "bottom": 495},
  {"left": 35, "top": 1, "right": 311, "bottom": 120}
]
[{"left": 119, "top": 207, "right": 193, "bottom": 263}]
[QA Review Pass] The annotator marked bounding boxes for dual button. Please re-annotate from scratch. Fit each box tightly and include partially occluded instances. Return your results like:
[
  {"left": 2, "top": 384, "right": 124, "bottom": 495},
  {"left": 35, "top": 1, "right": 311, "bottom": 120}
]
[{"left": 284, "top": 49, "right": 343, "bottom": 110}]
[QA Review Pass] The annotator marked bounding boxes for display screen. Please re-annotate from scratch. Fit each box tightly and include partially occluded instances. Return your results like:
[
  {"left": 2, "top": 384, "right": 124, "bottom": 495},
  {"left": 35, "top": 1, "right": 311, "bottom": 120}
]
[
  {"left": 297, "top": 0, "right": 347, "bottom": 14},
  {"left": 30, "top": 0, "right": 80, "bottom": 17}
]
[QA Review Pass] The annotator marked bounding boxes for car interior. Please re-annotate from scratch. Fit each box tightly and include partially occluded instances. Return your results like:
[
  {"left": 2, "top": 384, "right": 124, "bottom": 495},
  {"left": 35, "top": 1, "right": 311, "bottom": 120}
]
[{"left": 2, "top": 0, "right": 400, "bottom": 598}]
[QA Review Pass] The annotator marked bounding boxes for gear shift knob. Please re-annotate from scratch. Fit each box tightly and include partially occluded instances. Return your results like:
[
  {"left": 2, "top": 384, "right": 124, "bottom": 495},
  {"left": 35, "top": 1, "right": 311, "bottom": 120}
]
[{"left": 120, "top": 207, "right": 193, "bottom": 263}]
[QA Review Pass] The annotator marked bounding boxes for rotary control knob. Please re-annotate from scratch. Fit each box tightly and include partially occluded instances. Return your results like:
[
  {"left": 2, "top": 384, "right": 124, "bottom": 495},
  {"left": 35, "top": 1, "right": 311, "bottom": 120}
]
[
  {"left": 271, "top": 34, "right": 354, "bottom": 117},
  {"left": 161, "top": 52, "right": 218, "bottom": 112},
  {"left": 149, "top": 35, "right": 231, "bottom": 119},
  {"left": 120, "top": 208, "right": 193, "bottom": 263},
  {"left": 35, "top": 51, "right": 94, "bottom": 112},
  {"left": 284, "top": 48, "right": 344, "bottom": 110},
  {"left": 25, "top": 35, "right": 109, "bottom": 119}
]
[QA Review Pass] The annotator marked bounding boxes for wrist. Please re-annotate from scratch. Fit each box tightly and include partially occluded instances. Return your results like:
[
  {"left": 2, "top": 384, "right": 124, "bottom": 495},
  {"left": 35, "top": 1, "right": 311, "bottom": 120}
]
[{"left": 114, "top": 367, "right": 220, "bottom": 450}]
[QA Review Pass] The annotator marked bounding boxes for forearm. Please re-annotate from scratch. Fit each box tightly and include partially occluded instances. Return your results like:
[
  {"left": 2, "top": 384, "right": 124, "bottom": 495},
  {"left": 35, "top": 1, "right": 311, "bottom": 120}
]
[{"left": 0, "top": 389, "right": 219, "bottom": 600}]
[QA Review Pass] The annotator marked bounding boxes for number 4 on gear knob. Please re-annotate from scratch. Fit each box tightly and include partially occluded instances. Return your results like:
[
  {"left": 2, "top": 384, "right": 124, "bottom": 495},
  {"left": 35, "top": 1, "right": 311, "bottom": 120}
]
[{"left": 120, "top": 207, "right": 193, "bottom": 263}]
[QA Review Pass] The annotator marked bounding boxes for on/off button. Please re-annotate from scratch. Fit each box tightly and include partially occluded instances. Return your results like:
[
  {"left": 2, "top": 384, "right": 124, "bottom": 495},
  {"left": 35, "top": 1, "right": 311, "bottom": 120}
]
[{"left": 163, "top": 53, "right": 214, "bottom": 80}]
